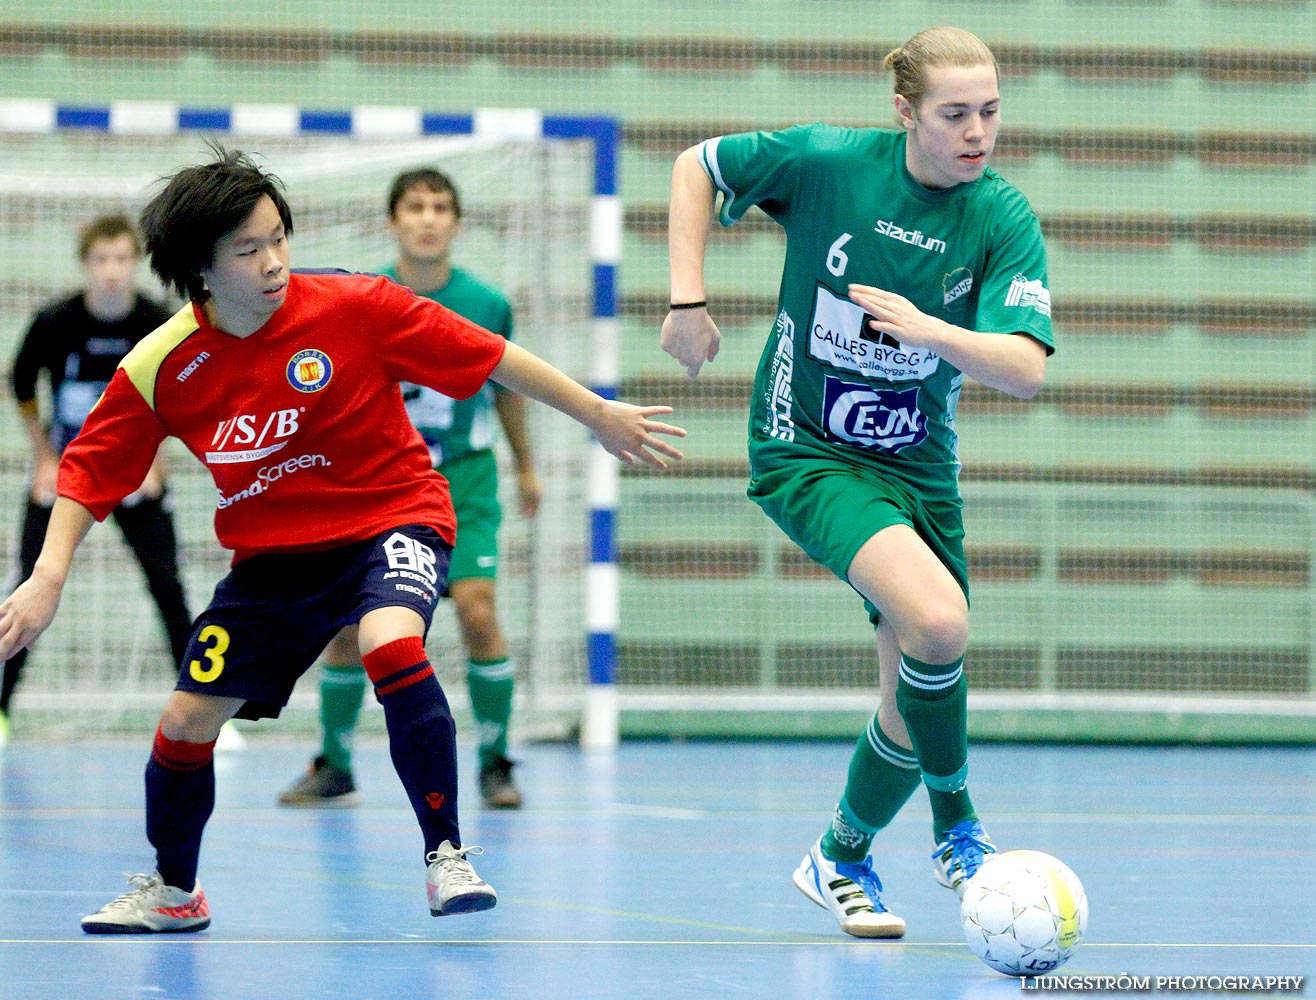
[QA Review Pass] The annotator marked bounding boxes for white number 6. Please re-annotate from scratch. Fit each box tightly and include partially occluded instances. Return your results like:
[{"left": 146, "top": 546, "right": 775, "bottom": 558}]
[{"left": 826, "top": 233, "right": 852, "bottom": 277}]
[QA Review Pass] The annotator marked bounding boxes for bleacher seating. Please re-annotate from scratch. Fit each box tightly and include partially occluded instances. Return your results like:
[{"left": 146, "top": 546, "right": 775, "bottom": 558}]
[{"left": 1, "top": 3, "right": 1312, "bottom": 705}]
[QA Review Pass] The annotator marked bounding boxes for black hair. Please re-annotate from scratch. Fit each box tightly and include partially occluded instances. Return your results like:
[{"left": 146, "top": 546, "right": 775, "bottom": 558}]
[
  {"left": 139, "top": 141, "right": 294, "bottom": 301},
  {"left": 386, "top": 167, "right": 461, "bottom": 220}
]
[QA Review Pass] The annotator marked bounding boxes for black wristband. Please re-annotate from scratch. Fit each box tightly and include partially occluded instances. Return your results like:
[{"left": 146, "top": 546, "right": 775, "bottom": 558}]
[{"left": 669, "top": 300, "right": 707, "bottom": 311}]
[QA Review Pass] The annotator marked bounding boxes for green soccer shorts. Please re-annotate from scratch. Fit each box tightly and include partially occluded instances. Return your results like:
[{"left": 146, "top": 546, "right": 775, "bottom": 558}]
[
  {"left": 747, "top": 442, "right": 968, "bottom": 626},
  {"left": 438, "top": 449, "right": 503, "bottom": 583}
]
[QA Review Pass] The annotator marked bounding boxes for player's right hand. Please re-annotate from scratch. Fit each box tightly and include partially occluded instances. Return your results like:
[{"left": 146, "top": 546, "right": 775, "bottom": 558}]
[
  {"left": 661, "top": 307, "right": 721, "bottom": 379},
  {"left": 516, "top": 466, "right": 543, "bottom": 518}
]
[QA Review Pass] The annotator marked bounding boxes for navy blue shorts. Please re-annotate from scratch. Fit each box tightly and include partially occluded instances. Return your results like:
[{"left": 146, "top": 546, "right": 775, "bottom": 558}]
[{"left": 175, "top": 524, "right": 450, "bottom": 720}]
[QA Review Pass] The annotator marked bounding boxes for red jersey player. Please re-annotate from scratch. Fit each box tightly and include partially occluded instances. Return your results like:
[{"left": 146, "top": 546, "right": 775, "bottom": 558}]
[{"left": 0, "top": 144, "right": 684, "bottom": 934}]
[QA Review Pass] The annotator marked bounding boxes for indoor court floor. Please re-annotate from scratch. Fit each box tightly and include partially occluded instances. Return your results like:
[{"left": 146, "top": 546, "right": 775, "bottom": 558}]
[{"left": 1, "top": 738, "right": 1313, "bottom": 999}]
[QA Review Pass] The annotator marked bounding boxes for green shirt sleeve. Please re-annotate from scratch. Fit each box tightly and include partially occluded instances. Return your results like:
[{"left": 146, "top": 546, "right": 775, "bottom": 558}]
[
  {"left": 974, "top": 188, "right": 1054, "bottom": 353},
  {"left": 699, "top": 125, "right": 820, "bottom": 228}
]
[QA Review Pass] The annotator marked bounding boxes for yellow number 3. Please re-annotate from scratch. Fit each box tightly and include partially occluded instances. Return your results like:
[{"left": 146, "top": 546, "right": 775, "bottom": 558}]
[{"left": 189, "top": 625, "right": 230, "bottom": 683}]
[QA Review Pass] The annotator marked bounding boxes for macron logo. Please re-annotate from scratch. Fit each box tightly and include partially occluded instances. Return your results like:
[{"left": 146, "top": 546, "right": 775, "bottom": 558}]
[{"left": 176, "top": 352, "right": 211, "bottom": 382}]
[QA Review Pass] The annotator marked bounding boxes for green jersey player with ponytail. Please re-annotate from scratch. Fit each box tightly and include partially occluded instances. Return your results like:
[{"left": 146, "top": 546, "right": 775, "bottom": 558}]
[{"left": 663, "top": 25, "right": 1054, "bottom": 938}]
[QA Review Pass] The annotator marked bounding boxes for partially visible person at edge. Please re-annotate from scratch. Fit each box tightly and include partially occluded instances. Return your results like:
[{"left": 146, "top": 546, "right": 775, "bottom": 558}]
[
  {"left": 279, "top": 167, "right": 540, "bottom": 811},
  {"left": 0, "top": 143, "right": 685, "bottom": 935},
  {"left": 2, "top": 215, "right": 192, "bottom": 750},
  {"left": 661, "top": 25, "right": 1053, "bottom": 939}
]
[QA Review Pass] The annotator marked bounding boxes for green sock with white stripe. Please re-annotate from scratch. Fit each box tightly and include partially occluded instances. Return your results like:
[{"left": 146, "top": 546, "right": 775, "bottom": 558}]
[
  {"left": 821, "top": 712, "right": 922, "bottom": 863},
  {"left": 319, "top": 661, "right": 367, "bottom": 772},
  {"left": 467, "top": 657, "right": 514, "bottom": 768},
  {"left": 894, "top": 653, "right": 977, "bottom": 840}
]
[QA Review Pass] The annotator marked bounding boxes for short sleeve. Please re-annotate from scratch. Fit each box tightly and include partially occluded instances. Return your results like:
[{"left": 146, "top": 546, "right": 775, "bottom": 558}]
[
  {"left": 974, "top": 192, "right": 1054, "bottom": 354},
  {"left": 57, "top": 369, "right": 167, "bottom": 520},
  {"left": 366, "top": 275, "right": 508, "bottom": 400},
  {"left": 699, "top": 124, "right": 818, "bottom": 228}
]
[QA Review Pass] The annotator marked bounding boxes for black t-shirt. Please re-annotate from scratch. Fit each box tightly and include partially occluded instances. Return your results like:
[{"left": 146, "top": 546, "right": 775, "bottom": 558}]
[{"left": 10, "top": 292, "right": 173, "bottom": 451}]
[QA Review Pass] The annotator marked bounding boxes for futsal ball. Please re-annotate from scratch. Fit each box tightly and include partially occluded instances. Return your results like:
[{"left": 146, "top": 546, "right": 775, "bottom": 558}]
[{"left": 959, "top": 849, "right": 1088, "bottom": 978}]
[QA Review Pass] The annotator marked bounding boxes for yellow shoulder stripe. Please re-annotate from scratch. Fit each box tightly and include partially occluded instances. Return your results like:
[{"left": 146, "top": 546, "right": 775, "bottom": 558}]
[{"left": 119, "top": 304, "right": 200, "bottom": 411}]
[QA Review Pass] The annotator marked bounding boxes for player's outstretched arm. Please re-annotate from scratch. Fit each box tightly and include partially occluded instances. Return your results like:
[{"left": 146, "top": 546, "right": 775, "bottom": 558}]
[
  {"left": 0, "top": 496, "right": 96, "bottom": 661},
  {"left": 490, "top": 342, "right": 686, "bottom": 469},
  {"left": 661, "top": 146, "right": 721, "bottom": 379}
]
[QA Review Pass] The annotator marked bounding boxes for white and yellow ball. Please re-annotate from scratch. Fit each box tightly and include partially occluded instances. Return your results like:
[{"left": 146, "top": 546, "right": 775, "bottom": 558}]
[{"left": 960, "top": 849, "right": 1088, "bottom": 977}]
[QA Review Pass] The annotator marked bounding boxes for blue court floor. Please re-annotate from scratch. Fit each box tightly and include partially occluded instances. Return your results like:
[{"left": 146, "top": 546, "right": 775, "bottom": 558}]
[{"left": 1, "top": 738, "right": 1313, "bottom": 999}]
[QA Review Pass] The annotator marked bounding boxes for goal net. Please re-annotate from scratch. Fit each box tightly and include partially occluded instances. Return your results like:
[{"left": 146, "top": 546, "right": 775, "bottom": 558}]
[{"left": 0, "top": 125, "right": 594, "bottom": 739}]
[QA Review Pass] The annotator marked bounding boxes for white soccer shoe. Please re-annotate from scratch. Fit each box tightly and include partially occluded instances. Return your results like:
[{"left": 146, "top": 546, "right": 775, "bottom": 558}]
[
  {"left": 792, "top": 837, "right": 906, "bottom": 939},
  {"left": 81, "top": 871, "right": 210, "bottom": 934},
  {"left": 932, "top": 819, "right": 997, "bottom": 897},
  {"left": 426, "top": 840, "right": 497, "bottom": 916}
]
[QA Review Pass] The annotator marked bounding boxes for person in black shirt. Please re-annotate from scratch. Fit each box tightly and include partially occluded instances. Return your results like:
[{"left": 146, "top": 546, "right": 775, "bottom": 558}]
[{"left": 1, "top": 215, "right": 193, "bottom": 742}]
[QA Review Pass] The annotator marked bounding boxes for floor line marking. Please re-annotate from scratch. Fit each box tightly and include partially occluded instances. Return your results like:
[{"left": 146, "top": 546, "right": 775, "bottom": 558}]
[{"left": 1, "top": 939, "right": 1311, "bottom": 948}]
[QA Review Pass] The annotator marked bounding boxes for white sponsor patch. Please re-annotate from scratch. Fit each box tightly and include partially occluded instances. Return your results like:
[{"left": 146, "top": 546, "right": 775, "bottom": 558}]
[
  {"left": 764, "top": 309, "right": 796, "bottom": 441},
  {"left": 875, "top": 218, "right": 946, "bottom": 254},
  {"left": 206, "top": 442, "right": 288, "bottom": 464},
  {"left": 208, "top": 408, "right": 303, "bottom": 464},
  {"left": 822, "top": 376, "right": 927, "bottom": 452},
  {"left": 809, "top": 285, "right": 940, "bottom": 381},
  {"left": 1005, "top": 273, "right": 1051, "bottom": 317},
  {"left": 384, "top": 531, "right": 439, "bottom": 585}
]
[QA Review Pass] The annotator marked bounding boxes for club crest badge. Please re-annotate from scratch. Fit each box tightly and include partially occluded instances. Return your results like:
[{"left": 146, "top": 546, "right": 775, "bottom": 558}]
[{"left": 286, "top": 349, "right": 332, "bottom": 393}]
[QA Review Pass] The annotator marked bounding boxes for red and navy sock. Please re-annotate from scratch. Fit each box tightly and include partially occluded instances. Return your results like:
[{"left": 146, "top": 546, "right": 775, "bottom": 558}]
[
  {"left": 145, "top": 724, "right": 216, "bottom": 891},
  {"left": 362, "top": 636, "right": 460, "bottom": 856}
]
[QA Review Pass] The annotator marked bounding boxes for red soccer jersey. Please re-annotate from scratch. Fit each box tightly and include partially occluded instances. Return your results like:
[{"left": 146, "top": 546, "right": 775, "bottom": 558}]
[{"left": 57, "top": 271, "right": 507, "bottom": 563}]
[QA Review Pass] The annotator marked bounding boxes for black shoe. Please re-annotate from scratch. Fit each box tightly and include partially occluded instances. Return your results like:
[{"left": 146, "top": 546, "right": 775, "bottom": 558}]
[
  {"left": 478, "top": 754, "right": 523, "bottom": 809},
  {"left": 278, "top": 755, "right": 359, "bottom": 807}
]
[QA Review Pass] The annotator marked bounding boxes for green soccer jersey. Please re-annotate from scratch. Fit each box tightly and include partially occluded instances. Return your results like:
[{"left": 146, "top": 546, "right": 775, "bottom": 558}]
[
  {"left": 383, "top": 265, "right": 514, "bottom": 466},
  {"left": 701, "top": 124, "right": 1054, "bottom": 500}
]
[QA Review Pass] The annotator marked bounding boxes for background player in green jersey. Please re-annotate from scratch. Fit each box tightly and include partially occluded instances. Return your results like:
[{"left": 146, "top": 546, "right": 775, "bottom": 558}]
[
  {"left": 663, "top": 26, "right": 1054, "bottom": 939},
  {"left": 280, "top": 168, "right": 541, "bottom": 809}
]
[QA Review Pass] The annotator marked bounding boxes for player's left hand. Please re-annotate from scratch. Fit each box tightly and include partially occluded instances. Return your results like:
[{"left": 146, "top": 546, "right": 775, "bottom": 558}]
[
  {"left": 0, "top": 570, "right": 63, "bottom": 662},
  {"left": 592, "top": 402, "right": 686, "bottom": 470},
  {"left": 661, "top": 307, "right": 720, "bottom": 379},
  {"left": 848, "top": 284, "right": 938, "bottom": 349}
]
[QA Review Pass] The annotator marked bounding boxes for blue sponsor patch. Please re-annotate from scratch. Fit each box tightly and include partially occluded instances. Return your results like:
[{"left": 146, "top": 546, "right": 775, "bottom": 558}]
[
  {"left": 286, "top": 349, "right": 333, "bottom": 393},
  {"left": 821, "top": 375, "right": 926, "bottom": 452}
]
